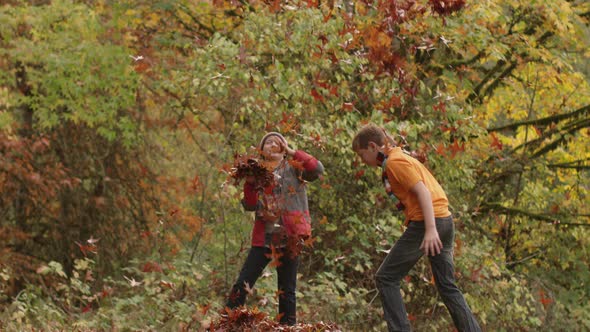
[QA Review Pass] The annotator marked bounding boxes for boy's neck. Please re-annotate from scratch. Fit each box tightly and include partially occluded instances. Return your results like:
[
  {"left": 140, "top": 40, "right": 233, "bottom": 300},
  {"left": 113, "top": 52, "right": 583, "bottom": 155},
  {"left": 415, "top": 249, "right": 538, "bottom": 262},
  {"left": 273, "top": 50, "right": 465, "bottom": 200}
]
[{"left": 377, "top": 145, "right": 396, "bottom": 166}]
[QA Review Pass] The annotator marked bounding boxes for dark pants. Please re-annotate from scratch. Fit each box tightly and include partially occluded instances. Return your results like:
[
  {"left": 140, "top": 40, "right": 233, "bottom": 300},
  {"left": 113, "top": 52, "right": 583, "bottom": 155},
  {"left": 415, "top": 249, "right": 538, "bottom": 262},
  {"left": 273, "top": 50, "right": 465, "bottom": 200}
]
[
  {"left": 226, "top": 246, "right": 299, "bottom": 325},
  {"left": 375, "top": 216, "right": 481, "bottom": 332}
]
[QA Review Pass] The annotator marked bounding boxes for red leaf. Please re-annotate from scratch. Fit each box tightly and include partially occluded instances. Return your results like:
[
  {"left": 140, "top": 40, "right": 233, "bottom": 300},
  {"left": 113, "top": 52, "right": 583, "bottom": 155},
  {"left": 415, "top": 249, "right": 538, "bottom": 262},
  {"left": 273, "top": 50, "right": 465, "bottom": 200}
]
[
  {"left": 433, "top": 100, "right": 446, "bottom": 113},
  {"left": 539, "top": 289, "right": 553, "bottom": 308},
  {"left": 428, "top": 0, "right": 466, "bottom": 16},
  {"left": 355, "top": 169, "right": 365, "bottom": 179},
  {"left": 323, "top": 8, "right": 333, "bottom": 22},
  {"left": 490, "top": 132, "right": 503, "bottom": 150},
  {"left": 134, "top": 61, "right": 150, "bottom": 73},
  {"left": 306, "top": 0, "right": 319, "bottom": 8},
  {"left": 142, "top": 261, "right": 163, "bottom": 273},
  {"left": 81, "top": 303, "right": 92, "bottom": 313},
  {"left": 310, "top": 88, "right": 324, "bottom": 102}
]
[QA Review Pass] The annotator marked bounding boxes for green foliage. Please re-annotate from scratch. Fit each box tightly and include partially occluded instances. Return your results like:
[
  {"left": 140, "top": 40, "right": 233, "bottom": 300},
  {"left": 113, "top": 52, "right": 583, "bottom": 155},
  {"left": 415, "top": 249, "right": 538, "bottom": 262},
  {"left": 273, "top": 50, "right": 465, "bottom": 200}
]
[{"left": 0, "top": 0, "right": 140, "bottom": 145}]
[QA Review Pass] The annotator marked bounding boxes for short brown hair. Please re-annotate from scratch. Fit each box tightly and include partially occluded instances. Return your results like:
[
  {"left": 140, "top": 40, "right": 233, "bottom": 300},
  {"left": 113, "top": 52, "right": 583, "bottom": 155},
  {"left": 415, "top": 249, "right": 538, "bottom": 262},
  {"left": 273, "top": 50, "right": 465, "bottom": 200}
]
[{"left": 352, "top": 124, "right": 385, "bottom": 151}]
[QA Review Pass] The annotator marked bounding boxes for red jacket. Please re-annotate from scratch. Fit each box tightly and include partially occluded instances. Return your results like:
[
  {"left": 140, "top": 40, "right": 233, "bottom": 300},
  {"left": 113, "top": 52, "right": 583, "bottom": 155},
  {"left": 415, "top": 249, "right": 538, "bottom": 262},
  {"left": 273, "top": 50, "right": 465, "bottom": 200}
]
[{"left": 241, "top": 150, "right": 323, "bottom": 247}]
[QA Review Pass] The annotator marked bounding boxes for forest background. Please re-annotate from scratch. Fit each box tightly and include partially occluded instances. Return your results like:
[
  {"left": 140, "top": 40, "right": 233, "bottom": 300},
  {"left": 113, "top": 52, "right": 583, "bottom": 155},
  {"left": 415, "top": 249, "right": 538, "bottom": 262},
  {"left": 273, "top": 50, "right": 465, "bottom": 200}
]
[{"left": 0, "top": 0, "right": 589, "bottom": 331}]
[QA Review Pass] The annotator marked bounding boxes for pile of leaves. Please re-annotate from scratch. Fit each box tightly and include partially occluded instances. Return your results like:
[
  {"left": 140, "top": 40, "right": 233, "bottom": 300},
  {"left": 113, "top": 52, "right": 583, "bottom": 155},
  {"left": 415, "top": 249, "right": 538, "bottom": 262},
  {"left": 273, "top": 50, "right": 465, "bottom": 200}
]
[
  {"left": 229, "top": 153, "right": 275, "bottom": 189},
  {"left": 208, "top": 307, "right": 342, "bottom": 332}
]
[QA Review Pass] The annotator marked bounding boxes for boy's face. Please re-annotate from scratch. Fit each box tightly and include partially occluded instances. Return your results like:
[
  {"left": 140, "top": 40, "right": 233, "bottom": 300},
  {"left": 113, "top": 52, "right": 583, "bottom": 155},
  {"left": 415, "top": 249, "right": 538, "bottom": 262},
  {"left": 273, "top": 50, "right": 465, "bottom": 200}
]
[
  {"left": 355, "top": 141, "right": 380, "bottom": 167},
  {"left": 262, "top": 136, "right": 285, "bottom": 161}
]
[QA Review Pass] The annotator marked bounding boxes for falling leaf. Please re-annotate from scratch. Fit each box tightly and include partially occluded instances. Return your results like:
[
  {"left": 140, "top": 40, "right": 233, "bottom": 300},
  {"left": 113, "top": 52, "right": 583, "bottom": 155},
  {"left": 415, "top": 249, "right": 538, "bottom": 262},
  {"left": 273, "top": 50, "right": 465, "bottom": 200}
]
[
  {"left": 124, "top": 276, "right": 142, "bottom": 287},
  {"left": 159, "top": 280, "right": 174, "bottom": 290},
  {"left": 75, "top": 241, "right": 97, "bottom": 256},
  {"left": 342, "top": 102, "right": 354, "bottom": 111},
  {"left": 86, "top": 236, "right": 100, "bottom": 244},
  {"left": 244, "top": 281, "right": 254, "bottom": 295},
  {"left": 265, "top": 245, "right": 284, "bottom": 268}
]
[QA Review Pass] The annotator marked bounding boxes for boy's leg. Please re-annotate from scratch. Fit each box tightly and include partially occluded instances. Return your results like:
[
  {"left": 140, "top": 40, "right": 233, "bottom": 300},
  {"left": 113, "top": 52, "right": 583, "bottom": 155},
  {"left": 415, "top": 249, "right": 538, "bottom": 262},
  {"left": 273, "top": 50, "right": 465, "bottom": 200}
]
[
  {"left": 376, "top": 222, "right": 425, "bottom": 332},
  {"left": 276, "top": 251, "right": 299, "bottom": 325},
  {"left": 226, "top": 247, "right": 270, "bottom": 308},
  {"left": 428, "top": 216, "right": 481, "bottom": 332}
]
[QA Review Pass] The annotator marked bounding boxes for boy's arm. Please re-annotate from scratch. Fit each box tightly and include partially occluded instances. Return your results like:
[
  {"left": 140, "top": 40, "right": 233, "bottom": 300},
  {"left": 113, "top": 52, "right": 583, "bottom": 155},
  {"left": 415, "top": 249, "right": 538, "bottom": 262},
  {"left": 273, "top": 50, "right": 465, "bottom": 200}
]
[
  {"left": 410, "top": 181, "right": 443, "bottom": 256},
  {"left": 284, "top": 146, "right": 324, "bottom": 182}
]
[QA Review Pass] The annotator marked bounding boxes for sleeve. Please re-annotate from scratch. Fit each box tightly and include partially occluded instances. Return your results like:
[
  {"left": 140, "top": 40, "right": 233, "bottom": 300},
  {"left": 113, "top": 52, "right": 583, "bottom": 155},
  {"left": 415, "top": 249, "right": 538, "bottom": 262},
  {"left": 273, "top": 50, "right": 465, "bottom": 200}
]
[
  {"left": 292, "top": 150, "right": 324, "bottom": 182},
  {"left": 386, "top": 157, "right": 421, "bottom": 192},
  {"left": 241, "top": 181, "right": 258, "bottom": 211}
]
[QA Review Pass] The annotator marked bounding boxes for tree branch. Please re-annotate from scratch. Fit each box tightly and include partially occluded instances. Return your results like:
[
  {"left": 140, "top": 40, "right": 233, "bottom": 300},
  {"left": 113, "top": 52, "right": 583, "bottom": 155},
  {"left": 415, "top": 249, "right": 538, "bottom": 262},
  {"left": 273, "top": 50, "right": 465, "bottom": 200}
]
[
  {"left": 467, "top": 60, "right": 507, "bottom": 104},
  {"left": 531, "top": 117, "right": 590, "bottom": 157},
  {"left": 548, "top": 158, "right": 590, "bottom": 169},
  {"left": 483, "top": 202, "right": 590, "bottom": 226},
  {"left": 489, "top": 104, "right": 590, "bottom": 132}
]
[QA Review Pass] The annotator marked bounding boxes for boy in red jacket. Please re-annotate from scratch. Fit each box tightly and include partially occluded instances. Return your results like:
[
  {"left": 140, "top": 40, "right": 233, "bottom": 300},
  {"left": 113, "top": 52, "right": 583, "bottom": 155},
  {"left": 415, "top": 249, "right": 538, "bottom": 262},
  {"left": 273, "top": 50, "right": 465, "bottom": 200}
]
[
  {"left": 353, "top": 124, "right": 480, "bottom": 332},
  {"left": 226, "top": 132, "right": 323, "bottom": 325}
]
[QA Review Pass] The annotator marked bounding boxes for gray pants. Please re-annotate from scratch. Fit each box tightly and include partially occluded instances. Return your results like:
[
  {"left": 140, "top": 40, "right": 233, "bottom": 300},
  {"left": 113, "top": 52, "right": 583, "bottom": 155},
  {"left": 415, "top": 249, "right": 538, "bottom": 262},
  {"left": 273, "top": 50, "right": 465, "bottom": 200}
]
[{"left": 375, "top": 216, "right": 481, "bottom": 332}]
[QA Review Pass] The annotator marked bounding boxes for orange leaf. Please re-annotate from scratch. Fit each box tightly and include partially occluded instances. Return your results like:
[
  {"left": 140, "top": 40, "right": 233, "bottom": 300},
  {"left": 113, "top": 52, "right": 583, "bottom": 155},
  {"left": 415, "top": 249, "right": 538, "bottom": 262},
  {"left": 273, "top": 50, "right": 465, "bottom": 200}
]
[
  {"left": 200, "top": 303, "right": 211, "bottom": 315},
  {"left": 435, "top": 143, "right": 446, "bottom": 156},
  {"left": 449, "top": 141, "right": 465, "bottom": 158},
  {"left": 303, "top": 236, "right": 316, "bottom": 248},
  {"left": 265, "top": 245, "right": 284, "bottom": 268}
]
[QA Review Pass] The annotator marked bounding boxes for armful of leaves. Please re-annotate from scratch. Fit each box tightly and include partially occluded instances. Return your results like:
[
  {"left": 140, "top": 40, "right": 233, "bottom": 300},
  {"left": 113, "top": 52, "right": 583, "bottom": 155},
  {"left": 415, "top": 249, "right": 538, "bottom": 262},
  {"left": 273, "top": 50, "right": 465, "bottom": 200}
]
[{"left": 229, "top": 153, "right": 274, "bottom": 190}]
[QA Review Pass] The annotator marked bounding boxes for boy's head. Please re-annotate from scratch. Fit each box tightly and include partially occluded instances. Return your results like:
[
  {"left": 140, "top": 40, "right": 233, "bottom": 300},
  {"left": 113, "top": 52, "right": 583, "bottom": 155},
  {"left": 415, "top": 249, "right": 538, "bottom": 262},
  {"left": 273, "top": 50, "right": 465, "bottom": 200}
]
[
  {"left": 259, "top": 132, "right": 288, "bottom": 161},
  {"left": 352, "top": 124, "right": 386, "bottom": 167}
]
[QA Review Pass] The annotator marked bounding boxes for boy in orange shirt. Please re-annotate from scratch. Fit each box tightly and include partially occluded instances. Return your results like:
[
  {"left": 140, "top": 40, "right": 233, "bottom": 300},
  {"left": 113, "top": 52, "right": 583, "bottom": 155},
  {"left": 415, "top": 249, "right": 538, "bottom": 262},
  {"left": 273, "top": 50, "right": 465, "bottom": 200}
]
[{"left": 352, "top": 124, "right": 480, "bottom": 332}]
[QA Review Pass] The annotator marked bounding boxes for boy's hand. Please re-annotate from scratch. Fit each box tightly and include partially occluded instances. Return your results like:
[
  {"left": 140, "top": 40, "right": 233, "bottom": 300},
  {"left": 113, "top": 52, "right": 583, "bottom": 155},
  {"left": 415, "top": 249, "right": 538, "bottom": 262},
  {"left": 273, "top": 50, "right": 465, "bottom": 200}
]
[
  {"left": 279, "top": 141, "right": 296, "bottom": 156},
  {"left": 420, "top": 230, "right": 443, "bottom": 256}
]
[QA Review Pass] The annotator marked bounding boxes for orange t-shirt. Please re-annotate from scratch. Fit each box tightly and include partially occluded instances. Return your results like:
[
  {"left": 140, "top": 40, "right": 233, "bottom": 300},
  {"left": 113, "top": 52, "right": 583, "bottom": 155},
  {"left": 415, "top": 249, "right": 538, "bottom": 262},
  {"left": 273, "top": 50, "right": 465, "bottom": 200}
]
[{"left": 384, "top": 147, "right": 451, "bottom": 225}]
